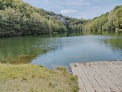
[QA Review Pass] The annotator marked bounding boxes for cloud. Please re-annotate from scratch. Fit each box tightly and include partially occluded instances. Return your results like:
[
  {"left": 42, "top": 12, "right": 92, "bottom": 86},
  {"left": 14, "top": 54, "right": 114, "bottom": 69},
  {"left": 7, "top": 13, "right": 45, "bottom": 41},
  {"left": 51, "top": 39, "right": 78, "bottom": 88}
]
[
  {"left": 22, "top": 0, "right": 121, "bottom": 19},
  {"left": 60, "top": 10, "right": 79, "bottom": 14}
]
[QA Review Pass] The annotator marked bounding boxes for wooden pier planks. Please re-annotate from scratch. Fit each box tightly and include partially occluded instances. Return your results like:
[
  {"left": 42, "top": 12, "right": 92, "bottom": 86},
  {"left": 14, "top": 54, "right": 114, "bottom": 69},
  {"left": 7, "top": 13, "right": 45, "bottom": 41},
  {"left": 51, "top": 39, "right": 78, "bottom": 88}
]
[{"left": 70, "top": 61, "right": 122, "bottom": 92}]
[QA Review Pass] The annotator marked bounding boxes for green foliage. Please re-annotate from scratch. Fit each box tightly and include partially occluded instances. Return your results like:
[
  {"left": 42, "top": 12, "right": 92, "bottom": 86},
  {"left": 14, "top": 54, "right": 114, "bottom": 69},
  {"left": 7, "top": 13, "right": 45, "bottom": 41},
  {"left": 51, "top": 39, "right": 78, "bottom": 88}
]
[
  {"left": 0, "top": 0, "right": 121, "bottom": 36},
  {"left": 0, "top": 0, "right": 68, "bottom": 37},
  {"left": 68, "top": 75, "right": 78, "bottom": 85},
  {"left": 66, "top": 17, "right": 86, "bottom": 31},
  {"left": 72, "top": 85, "right": 79, "bottom": 92},
  {"left": 84, "top": 5, "right": 122, "bottom": 32},
  {"left": 69, "top": 75, "right": 77, "bottom": 81},
  {"left": 55, "top": 67, "right": 67, "bottom": 72}
]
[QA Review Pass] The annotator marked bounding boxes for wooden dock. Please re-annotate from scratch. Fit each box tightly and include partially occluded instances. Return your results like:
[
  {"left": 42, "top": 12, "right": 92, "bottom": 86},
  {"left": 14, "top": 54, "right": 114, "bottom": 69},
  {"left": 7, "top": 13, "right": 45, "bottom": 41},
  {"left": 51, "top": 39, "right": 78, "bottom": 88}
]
[{"left": 70, "top": 61, "right": 122, "bottom": 92}]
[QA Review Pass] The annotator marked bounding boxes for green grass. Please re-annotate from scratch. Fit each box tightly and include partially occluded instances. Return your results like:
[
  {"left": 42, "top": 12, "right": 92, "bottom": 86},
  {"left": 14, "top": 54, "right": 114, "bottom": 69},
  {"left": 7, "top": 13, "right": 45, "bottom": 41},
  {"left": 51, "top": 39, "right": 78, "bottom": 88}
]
[{"left": 0, "top": 64, "right": 78, "bottom": 92}]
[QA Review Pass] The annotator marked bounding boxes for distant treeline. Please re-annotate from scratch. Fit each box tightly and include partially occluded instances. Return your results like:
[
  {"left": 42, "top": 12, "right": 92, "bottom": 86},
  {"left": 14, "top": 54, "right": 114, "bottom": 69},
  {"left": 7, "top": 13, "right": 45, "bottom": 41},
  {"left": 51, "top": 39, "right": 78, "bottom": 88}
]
[
  {"left": 0, "top": 0, "right": 66, "bottom": 37},
  {"left": 0, "top": 0, "right": 121, "bottom": 37},
  {"left": 84, "top": 6, "right": 122, "bottom": 32}
]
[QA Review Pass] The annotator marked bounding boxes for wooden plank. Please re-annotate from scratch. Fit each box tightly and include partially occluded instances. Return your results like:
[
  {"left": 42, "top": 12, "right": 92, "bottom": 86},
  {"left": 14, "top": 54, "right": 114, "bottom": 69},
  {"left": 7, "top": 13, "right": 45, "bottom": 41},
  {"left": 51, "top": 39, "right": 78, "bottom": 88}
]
[
  {"left": 110, "top": 61, "right": 122, "bottom": 65},
  {"left": 94, "top": 61, "right": 122, "bottom": 82},
  {"left": 99, "top": 61, "right": 122, "bottom": 82},
  {"left": 70, "top": 63, "right": 77, "bottom": 75},
  {"left": 79, "top": 63, "right": 103, "bottom": 91},
  {"left": 89, "top": 62, "right": 120, "bottom": 92},
  {"left": 70, "top": 63, "right": 87, "bottom": 92},
  {"left": 70, "top": 61, "right": 122, "bottom": 92},
  {"left": 97, "top": 64, "right": 122, "bottom": 91},
  {"left": 105, "top": 61, "right": 122, "bottom": 72},
  {"left": 102, "top": 62, "right": 122, "bottom": 82},
  {"left": 84, "top": 63, "right": 111, "bottom": 91},
  {"left": 106, "top": 61, "right": 122, "bottom": 74},
  {"left": 76, "top": 63, "right": 95, "bottom": 92},
  {"left": 114, "top": 65, "right": 122, "bottom": 71}
]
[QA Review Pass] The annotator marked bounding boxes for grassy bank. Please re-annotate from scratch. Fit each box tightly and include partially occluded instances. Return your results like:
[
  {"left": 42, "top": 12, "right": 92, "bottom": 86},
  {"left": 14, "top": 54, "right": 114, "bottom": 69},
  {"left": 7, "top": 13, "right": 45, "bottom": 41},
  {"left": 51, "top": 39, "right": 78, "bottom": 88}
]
[{"left": 0, "top": 64, "right": 78, "bottom": 92}]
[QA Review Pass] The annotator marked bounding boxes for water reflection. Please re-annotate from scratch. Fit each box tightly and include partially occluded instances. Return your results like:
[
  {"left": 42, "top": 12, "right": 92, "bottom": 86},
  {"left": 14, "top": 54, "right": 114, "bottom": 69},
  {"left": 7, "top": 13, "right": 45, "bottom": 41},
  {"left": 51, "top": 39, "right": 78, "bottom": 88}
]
[
  {"left": 0, "top": 32, "right": 122, "bottom": 69},
  {"left": 31, "top": 33, "right": 122, "bottom": 70}
]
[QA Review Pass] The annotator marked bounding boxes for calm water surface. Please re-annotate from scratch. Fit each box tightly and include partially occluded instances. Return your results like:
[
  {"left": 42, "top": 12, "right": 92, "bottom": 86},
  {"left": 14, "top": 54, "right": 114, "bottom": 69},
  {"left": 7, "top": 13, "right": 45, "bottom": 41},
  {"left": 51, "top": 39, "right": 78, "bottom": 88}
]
[{"left": 0, "top": 32, "right": 122, "bottom": 70}]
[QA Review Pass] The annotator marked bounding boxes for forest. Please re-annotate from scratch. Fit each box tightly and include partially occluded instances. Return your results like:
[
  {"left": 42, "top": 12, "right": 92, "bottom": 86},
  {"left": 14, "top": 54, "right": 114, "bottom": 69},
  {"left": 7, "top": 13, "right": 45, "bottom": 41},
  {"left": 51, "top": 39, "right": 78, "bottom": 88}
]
[
  {"left": 84, "top": 6, "right": 122, "bottom": 32},
  {"left": 0, "top": 0, "right": 121, "bottom": 37}
]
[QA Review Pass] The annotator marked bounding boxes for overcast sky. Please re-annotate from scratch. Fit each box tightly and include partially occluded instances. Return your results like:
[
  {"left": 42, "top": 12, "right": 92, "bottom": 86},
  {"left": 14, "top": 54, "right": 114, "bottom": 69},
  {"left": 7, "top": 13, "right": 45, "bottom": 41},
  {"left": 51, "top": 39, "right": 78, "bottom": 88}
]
[{"left": 22, "top": 0, "right": 122, "bottom": 19}]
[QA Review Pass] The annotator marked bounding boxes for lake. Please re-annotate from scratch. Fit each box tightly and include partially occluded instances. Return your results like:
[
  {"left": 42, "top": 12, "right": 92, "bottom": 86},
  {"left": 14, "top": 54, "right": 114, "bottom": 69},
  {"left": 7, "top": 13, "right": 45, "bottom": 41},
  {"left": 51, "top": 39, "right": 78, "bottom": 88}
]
[{"left": 0, "top": 31, "right": 122, "bottom": 70}]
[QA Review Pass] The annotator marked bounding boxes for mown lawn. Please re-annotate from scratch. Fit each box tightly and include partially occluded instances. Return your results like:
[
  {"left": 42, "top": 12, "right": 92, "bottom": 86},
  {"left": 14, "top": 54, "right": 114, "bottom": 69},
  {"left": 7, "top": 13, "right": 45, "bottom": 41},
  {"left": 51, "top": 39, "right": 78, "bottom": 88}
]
[{"left": 0, "top": 64, "right": 78, "bottom": 92}]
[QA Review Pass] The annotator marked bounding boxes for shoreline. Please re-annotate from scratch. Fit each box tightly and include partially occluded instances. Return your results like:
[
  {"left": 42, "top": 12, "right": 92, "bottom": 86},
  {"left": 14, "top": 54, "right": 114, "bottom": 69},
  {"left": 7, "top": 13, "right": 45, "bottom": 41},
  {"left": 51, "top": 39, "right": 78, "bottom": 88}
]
[{"left": 0, "top": 63, "right": 79, "bottom": 92}]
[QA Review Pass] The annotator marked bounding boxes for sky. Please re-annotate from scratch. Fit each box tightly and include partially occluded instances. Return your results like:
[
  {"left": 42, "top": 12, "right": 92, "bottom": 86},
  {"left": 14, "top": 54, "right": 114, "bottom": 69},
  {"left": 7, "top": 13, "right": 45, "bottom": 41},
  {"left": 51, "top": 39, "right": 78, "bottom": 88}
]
[{"left": 22, "top": 0, "right": 122, "bottom": 19}]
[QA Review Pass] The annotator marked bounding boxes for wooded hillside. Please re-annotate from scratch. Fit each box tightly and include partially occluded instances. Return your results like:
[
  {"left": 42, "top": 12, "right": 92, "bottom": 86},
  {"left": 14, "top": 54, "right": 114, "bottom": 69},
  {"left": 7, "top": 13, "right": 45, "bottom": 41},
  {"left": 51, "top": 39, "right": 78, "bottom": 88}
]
[{"left": 0, "top": 0, "right": 121, "bottom": 37}]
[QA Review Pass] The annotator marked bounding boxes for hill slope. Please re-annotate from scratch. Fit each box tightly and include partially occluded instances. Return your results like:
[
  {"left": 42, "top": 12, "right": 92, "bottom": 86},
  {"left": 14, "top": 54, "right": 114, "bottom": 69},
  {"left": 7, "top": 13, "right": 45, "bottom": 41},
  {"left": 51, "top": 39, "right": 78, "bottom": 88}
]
[
  {"left": 0, "top": 0, "right": 85, "bottom": 37},
  {"left": 0, "top": 0, "right": 121, "bottom": 37},
  {"left": 84, "top": 5, "right": 122, "bottom": 32}
]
